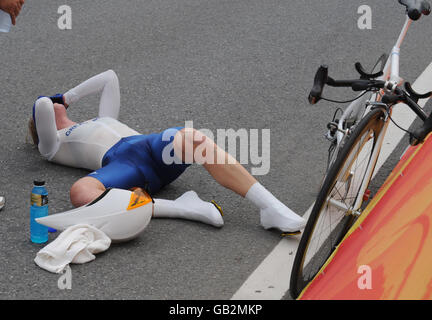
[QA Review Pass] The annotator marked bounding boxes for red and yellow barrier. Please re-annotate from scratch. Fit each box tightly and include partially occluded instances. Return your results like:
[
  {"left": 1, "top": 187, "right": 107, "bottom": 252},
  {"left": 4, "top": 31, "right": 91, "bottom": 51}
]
[{"left": 299, "top": 134, "right": 432, "bottom": 300}]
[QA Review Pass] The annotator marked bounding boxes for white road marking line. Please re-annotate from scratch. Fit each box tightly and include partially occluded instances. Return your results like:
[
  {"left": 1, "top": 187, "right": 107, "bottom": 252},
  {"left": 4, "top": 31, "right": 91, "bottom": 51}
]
[
  {"left": 231, "top": 206, "right": 312, "bottom": 300},
  {"left": 231, "top": 61, "right": 432, "bottom": 300}
]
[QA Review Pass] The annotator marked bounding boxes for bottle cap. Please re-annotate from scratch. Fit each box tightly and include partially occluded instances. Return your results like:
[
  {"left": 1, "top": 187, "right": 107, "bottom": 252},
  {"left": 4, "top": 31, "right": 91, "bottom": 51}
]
[{"left": 33, "top": 181, "right": 45, "bottom": 186}]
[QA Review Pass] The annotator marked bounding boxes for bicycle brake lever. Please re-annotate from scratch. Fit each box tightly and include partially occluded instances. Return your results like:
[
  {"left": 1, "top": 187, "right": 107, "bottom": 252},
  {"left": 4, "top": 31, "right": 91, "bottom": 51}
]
[
  {"left": 309, "top": 65, "right": 328, "bottom": 105},
  {"left": 355, "top": 62, "right": 384, "bottom": 80},
  {"left": 404, "top": 82, "right": 432, "bottom": 102}
]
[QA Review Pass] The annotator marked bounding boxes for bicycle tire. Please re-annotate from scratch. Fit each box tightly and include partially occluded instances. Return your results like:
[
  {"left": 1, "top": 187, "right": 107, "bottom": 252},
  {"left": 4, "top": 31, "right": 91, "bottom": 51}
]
[{"left": 290, "top": 107, "right": 386, "bottom": 299}]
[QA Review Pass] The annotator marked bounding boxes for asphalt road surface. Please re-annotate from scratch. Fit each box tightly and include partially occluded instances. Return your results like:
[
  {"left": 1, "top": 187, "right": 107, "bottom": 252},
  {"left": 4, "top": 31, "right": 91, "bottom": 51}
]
[{"left": 0, "top": 0, "right": 431, "bottom": 299}]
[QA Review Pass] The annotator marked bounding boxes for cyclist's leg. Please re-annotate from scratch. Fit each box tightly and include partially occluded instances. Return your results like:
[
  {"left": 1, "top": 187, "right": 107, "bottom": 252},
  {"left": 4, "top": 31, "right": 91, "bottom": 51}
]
[
  {"left": 172, "top": 127, "right": 256, "bottom": 197},
  {"left": 70, "top": 161, "right": 223, "bottom": 227},
  {"left": 70, "top": 160, "right": 146, "bottom": 207},
  {"left": 69, "top": 176, "right": 108, "bottom": 208},
  {"left": 172, "top": 127, "right": 306, "bottom": 232}
]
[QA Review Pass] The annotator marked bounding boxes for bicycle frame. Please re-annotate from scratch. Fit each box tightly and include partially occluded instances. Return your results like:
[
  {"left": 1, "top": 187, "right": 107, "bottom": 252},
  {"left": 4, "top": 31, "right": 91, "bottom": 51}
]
[
  {"left": 335, "top": 16, "right": 411, "bottom": 145},
  {"left": 327, "top": 16, "right": 413, "bottom": 214}
]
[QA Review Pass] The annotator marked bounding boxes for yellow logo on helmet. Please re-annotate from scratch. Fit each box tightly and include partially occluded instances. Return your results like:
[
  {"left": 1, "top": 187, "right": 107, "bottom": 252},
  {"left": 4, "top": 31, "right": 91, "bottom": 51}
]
[{"left": 127, "top": 188, "right": 152, "bottom": 211}]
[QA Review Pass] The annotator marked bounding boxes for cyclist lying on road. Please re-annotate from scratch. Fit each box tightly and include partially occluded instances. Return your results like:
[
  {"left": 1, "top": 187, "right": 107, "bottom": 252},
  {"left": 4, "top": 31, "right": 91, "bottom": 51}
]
[{"left": 29, "top": 70, "right": 306, "bottom": 240}]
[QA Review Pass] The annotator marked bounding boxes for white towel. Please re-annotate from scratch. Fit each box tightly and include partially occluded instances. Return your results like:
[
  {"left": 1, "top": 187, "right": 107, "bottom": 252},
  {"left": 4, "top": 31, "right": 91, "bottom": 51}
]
[{"left": 34, "top": 224, "right": 111, "bottom": 273}]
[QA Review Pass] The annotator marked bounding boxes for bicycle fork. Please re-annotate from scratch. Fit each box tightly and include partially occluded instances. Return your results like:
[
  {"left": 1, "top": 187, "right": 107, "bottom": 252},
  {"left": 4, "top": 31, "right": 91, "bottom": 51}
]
[{"left": 325, "top": 111, "right": 391, "bottom": 217}]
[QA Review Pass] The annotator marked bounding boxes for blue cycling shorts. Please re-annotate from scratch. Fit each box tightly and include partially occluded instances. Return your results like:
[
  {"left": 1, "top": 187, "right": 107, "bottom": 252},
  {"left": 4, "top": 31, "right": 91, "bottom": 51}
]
[{"left": 88, "top": 127, "right": 190, "bottom": 194}]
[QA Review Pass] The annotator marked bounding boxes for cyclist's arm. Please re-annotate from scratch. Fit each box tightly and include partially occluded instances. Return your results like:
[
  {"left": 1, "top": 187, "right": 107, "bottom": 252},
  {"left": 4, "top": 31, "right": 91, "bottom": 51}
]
[
  {"left": 34, "top": 97, "right": 60, "bottom": 159},
  {"left": 63, "top": 70, "right": 121, "bottom": 119}
]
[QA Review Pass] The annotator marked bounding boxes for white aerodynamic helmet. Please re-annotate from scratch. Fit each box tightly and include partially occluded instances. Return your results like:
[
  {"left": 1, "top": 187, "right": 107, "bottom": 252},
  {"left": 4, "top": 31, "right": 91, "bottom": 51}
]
[{"left": 36, "top": 188, "right": 153, "bottom": 242}]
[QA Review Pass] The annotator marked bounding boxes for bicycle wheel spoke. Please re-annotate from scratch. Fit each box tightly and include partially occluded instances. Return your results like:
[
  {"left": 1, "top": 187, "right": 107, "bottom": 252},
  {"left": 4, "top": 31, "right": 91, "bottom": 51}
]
[{"left": 291, "top": 109, "right": 385, "bottom": 298}]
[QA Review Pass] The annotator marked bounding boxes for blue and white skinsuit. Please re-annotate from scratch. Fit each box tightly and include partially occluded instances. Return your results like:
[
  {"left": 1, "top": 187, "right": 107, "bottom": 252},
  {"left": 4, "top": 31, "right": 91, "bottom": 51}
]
[
  {"left": 33, "top": 70, "right": 305, "bottom": 239},
  {"left": 33, "top": 70, "right": 224, "bottom": 241},
  {"left": 33, "top": 70, "right": 189, "bottom": 195}
]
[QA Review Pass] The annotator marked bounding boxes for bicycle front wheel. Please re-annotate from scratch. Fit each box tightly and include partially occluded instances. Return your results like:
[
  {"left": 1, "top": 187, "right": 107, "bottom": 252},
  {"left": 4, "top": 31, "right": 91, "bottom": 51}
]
[{"left": 290, "top": 107, "right": 386, "bottom": 299}]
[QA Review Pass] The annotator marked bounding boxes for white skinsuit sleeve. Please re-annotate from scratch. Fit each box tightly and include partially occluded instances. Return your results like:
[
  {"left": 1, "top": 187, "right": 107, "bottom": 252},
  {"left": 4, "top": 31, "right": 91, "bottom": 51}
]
[
  {"left": 62, "top": 69, "right": 121, "bottom": 119},
  {"left": 34, "top": 97, "right": 60, "bottom": 159}
]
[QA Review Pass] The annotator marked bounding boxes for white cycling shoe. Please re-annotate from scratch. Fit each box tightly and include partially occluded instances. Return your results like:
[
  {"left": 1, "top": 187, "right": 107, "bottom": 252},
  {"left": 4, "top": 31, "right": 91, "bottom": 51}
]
[
  {"left": 153, "top": 191, "right": 224, "bottom": 228},
  {"left": 174, "top": 191, "right": 224, "bottom": 227},
  {"left": 260, "top": 203, "right": 306, "bottom": 233}
]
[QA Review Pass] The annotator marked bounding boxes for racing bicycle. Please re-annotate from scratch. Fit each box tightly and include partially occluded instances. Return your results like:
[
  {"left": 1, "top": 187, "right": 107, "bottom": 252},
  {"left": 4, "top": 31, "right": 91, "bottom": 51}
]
[{"left": 290, "top": 0, "right": 432, "bottom": 299}]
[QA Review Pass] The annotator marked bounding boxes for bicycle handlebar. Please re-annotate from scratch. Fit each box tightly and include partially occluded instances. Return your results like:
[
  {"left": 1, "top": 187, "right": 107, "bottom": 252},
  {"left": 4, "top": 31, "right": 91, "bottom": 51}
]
[
  {"left": 308, "top": 64, "right": 387, "bottom": 105},
  {"left": 308, "top": 64, "right": 431, "bottom": 122}
]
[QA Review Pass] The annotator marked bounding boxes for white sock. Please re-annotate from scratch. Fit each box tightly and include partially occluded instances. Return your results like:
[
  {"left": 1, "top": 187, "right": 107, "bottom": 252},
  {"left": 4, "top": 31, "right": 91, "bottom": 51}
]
[
  {"left": 245, "top": 182, "right": 306, "bottom": 232},
  {"left": 153, "top": 191, "right": 224, "bottom": 227}
]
